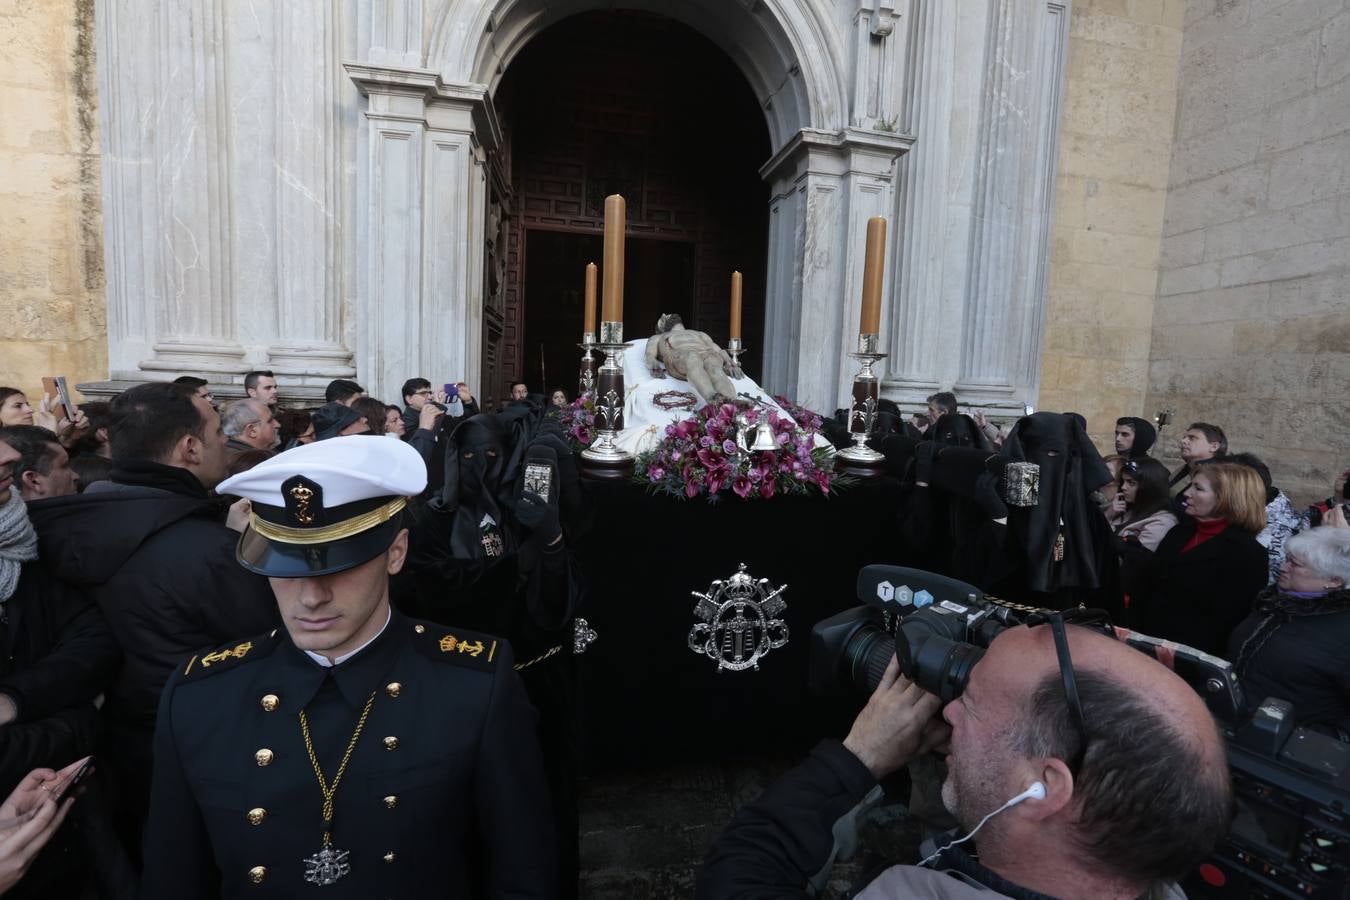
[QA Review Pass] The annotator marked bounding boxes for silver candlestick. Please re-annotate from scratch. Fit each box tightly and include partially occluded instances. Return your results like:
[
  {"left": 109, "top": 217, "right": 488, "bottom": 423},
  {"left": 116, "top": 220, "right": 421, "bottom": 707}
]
[
  {"left": 726, "top": 337, "right": 746, "bottom": 377},
  {"left": 837, "top": 332, "right": 888, "bottom": 470},
  {"left": 578, "top": 331, "right": 597, "bottom": 398},
  {"left": 581, "top": 320, "right": 633, "bottom": 472}
]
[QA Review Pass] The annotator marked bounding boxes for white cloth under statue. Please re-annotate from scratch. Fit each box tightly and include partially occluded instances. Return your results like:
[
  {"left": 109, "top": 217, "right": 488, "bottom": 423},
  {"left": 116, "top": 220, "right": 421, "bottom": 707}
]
[{"left": 606, "top": 333, "right": 829, "bottom": 456}]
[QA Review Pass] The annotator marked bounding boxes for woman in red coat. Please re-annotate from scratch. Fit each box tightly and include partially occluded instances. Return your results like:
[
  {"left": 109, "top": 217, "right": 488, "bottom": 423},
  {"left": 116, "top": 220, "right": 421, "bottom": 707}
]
[{"left": 1127, "top": 462, "right": 1269, "bottom": 656}]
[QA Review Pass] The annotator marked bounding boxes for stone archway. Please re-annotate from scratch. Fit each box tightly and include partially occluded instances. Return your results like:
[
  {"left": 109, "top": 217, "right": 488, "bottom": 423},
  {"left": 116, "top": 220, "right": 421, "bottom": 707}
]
[
  {"left": 349, "top": 0, "right": 909, "bottom": 410},
  {"left": 343, "top": 0, "right": 1068, "bottom": 412}
]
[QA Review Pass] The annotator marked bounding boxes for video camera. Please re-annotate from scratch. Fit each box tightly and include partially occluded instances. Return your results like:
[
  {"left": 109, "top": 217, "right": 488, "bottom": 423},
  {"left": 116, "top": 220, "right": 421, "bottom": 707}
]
[{"left": 809, "top": 565, "right": 1350, "bottom": 899}]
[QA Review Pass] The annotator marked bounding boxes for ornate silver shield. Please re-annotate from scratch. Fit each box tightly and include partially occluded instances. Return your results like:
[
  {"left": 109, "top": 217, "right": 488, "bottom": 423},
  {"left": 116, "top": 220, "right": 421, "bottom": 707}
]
[{"left": 688, "top": 564, "right": 789, "bottom": 672}]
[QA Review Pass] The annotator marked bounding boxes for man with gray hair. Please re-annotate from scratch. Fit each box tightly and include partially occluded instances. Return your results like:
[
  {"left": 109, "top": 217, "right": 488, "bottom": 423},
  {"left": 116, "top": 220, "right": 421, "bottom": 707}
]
[{"left": 221, "top": 399, "right": 280, "bottom": 454}]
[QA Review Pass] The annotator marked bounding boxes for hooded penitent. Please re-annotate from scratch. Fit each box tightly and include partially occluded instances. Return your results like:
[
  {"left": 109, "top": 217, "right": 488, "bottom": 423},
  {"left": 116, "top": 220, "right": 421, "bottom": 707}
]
[
  {"left": 1000, "top": 412, "right": 1117, "bottom": 599},
  {"left": 432, "top": 414, "right": 515, "bottom": 565},
  {"left": 1119, "top": 416, "right": 1157, "bottom": 459},
  {"left": 925, "top": 413, "right": 992, "bottom": 452}
]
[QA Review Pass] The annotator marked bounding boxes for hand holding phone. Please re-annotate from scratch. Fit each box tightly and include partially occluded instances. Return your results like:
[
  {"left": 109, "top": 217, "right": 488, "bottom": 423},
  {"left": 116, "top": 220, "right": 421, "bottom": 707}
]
[
  {"left": 443, "top": 383, "right": 459, "bottom": 399},
  {"left": 50, "top": 757, "right": 95, "bottom": 803}
]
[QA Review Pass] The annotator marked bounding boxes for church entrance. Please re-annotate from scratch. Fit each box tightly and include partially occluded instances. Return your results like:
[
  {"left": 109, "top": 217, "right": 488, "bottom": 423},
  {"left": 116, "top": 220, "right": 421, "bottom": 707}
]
[{"left": 486, "top": 10, "right": 771, "bottom": 406}]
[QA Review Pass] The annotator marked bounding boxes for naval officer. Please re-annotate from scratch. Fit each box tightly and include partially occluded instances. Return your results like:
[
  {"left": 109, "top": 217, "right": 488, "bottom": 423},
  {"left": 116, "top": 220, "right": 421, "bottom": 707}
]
[{"left": 140, "top": 436, "right": 555, "bottom": 898}]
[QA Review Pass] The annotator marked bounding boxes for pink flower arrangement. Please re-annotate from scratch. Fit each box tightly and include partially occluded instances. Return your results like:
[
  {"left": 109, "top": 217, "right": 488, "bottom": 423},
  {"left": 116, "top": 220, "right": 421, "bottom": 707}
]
[
  {"left": 556, "top": 396, "right": 597, "bottom": 451},
  {"left": 633, "top": 400, "right": 847, "bottom": 501}
]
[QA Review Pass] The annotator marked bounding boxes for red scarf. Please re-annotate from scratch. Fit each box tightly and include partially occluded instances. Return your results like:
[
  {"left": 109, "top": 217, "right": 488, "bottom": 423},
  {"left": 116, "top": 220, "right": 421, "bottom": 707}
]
[{"left": 1182, "top": 517, "right": 1228, "bottom": 553}]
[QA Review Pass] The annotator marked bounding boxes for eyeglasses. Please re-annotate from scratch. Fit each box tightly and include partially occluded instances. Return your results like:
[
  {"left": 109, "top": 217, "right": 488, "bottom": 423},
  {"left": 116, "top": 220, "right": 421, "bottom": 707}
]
[
  {"left": 414, "top": 389, "right": 433, "bottom": 397},
  {"left": 1024, "top": 609, "right": 1111, "bottom": 775}
]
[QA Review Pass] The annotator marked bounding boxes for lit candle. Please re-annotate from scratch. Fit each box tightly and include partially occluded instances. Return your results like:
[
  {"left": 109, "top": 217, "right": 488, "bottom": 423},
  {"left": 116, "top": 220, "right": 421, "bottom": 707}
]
[
  {"left": 584, "top": 262, "right": 597, "bottom": 335},
  {"left": 859, "top": 216, "right": 886, "bottom": 335},
  {"left": 729, "top": 271, "right": 743, "bottom": 340},
  {"left": 602, "top": 195, "right": 625, "bottom": 323}
]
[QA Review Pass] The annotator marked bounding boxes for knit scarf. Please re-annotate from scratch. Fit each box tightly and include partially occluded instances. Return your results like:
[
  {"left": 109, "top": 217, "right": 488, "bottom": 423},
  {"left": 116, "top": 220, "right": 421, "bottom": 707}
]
[{"left": 0, "top": 493, "right": 38, "bottom": 603}]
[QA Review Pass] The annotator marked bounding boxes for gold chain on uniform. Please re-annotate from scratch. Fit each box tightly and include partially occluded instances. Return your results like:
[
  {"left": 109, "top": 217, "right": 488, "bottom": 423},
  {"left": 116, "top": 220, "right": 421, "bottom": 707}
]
[{"left": 299, "top": 691, "right": 377, "bottom": 848}]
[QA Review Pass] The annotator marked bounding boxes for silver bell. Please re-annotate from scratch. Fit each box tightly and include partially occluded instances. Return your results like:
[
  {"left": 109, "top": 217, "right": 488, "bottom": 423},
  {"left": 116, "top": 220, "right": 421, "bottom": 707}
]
[{"left": 749, "top": 424, "right": 779, "bottom": 453}]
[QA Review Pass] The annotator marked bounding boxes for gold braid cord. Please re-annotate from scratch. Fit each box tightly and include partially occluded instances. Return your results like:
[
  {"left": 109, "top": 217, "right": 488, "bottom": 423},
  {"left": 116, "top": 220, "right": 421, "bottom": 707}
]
[{"left": 299, "top": 691, "right": 377, "bottom": 847}]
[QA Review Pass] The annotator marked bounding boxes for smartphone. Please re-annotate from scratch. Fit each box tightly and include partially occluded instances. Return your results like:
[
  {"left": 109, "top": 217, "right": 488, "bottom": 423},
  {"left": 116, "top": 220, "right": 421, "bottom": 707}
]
[
  {"left": 443, "top": 383, "right": 459, "bottom": 399},
  {"left": 41, "top": 376, "right": 75, "bottom": 422},
  {"left": 52, "top": 757, "right": 95, "bottom": 802}
]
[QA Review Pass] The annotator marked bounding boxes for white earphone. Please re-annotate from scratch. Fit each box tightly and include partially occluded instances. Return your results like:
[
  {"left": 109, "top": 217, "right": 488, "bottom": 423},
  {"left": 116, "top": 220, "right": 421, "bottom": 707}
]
[
  {"left": 917, "top": 782, "right": 1046, "bottom": 867},
  {"left": 1008, "top": 781, "right": 1047, "bottom": 804}
]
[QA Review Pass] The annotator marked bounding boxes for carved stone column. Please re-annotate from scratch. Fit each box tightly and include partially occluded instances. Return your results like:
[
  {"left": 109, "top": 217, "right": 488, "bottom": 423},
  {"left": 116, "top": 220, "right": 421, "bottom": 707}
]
[
  {"left": 346, "top": 66, "right": 496, "bottom": 400},
  {"left": 268, "top": 0, "right": 355, "bottom": 379},
  {"left": 954, "top": 0, "right": 1070, "bottom": 408},
  {"left": 760, "top": 128, "right": 911, "bottom": 412}
]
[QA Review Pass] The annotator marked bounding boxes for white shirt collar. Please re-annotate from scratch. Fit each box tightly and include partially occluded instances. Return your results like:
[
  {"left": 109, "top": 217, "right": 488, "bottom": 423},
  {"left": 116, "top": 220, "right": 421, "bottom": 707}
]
[{"left": 303, "top": 607, "right": 392, "bottom": 668}]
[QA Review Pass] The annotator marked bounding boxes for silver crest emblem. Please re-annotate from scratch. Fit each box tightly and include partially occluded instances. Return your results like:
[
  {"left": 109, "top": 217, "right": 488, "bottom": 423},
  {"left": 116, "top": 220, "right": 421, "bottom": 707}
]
[
  {"left": 688, "top": 564, "right": 789, "bottom": 672},
  {"left": 303, "top": 846, "right": 351, "bottom": 886},
  {"left": 573, "top": 617, "right": 598, "bottom": 655}
]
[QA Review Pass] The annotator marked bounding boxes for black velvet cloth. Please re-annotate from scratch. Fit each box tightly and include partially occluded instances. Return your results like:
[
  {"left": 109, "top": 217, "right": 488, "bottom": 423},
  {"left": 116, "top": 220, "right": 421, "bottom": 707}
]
[{"left": 572, "top": 476, "right": 904, "bottom": 769}]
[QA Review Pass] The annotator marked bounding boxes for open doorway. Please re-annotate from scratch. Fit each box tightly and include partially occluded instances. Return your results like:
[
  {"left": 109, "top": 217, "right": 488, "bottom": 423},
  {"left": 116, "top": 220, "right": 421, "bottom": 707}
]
[
  {"left": 520, "top": 230, "right": 693, "bottom": 400},
  {"left": 489, "top": 10, "right": 771, "bottom": 402}
]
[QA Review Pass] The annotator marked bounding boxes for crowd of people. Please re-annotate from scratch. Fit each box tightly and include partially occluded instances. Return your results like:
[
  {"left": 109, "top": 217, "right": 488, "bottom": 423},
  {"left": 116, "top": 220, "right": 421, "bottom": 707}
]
[{"left": 0, "top": 370, "right": 1344, "bottom": 898}]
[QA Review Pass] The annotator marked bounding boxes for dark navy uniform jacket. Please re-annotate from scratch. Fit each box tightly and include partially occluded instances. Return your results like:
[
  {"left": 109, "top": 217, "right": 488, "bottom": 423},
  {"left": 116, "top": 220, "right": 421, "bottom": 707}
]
[{"left": 141, "top": 609, "right": 556, "bottom": 898}]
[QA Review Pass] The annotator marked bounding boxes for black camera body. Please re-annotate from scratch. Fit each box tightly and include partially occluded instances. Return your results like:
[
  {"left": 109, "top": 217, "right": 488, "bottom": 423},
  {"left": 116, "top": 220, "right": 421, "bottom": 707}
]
[{"left": 809, "top": 565, "right": 1350, "bottom": 899}]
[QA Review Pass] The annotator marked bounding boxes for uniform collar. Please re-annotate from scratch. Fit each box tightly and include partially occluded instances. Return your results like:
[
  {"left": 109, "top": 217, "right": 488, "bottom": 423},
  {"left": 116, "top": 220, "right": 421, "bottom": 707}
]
[
  {"left": 272, "top": 607, "right": 407, "bottom": 714},
  {"left": 303, "top": 607, "right": 391, "bottom": 668}
]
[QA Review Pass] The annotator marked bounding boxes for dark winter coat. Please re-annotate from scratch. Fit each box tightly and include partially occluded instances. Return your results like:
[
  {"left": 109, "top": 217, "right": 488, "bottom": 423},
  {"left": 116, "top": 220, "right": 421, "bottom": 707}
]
[
  {"left": 27, "top": 460, "right": 280, "bottom": 842},
  {"left": 1126, "top": 516, "right": 1268, "bottom": 656},
  {"left": 0, "top": 556, "right": 122, "bottom": 899},
  {"left": 1227, "top": 586, "right": 1350, "bottom": 738}
]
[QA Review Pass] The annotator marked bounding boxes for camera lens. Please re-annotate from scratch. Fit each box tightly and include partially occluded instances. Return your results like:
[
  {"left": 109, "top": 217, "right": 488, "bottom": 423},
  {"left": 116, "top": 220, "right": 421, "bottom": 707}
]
[
  {"left": 904, "top": 636, "right": 984, "bottom": 703},
  {"left": 842, "top": 625, "right": 898, "bottom": 696}
]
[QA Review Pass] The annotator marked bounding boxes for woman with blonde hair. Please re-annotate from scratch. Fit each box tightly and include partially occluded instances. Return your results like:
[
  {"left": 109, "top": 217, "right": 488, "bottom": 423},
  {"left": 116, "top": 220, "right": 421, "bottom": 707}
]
[{"left": 1126, "top": 462, "right": 1269, "bottom": 655}]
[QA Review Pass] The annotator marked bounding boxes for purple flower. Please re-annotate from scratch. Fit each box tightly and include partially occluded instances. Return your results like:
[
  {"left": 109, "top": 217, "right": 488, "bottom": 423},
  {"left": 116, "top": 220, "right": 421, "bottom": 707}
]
[
  {"left": 732, "top": 475, "right": 753, "bottom": 499},
  {"left": 648, "top": 466, "right": 665, "bottom": 482},
  {"left": 699, "top": 435, "right": 713, "bottom": 448},
  {"left": 708, "top": 474, "right": 726, "bottom": 495},
  {"left": 759, "top": 479, "right": 776, "bottom": 499},
  {"left": 685, "top": 480, "right": 702, "bottom": 498},
  {"left": 670, "top": 450, "right": 682, "bottom": 463},
  {"left": 813, "top": 470, "right": 831, "bottom": 493},
  {"left": 697, "top": 448, "right": 721, "bottom": 468},
  {"left": 721, "top": 439, "right": 738, "bottom": 456}
]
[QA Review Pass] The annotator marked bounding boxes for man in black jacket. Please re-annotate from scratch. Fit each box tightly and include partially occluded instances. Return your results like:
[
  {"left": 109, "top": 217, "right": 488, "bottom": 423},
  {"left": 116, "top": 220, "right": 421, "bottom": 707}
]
[
  {"left": 28, "top": 382, "right": 280, "bottom": 857},
  {"left": 0, "top": 436, "right": 122, "bottom": 897}
]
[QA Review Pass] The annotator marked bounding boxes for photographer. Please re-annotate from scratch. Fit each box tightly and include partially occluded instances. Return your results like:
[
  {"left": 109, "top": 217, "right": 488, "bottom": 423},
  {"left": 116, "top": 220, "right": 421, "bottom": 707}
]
[{"left": 698, "top": 625, "right": 1231, "bottom": 900}]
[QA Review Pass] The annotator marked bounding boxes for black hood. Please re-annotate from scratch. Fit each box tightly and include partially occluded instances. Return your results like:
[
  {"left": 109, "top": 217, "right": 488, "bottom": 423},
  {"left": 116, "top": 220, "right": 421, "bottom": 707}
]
[
  {"left": 926, "top": 413, "right": 992, "bottom": 451},
  {"left": 1001, "top": 412, "right": 1115, "bottom": 594},
  {"left": 431, "top": 415, "right": 515, "bottom": 565},
  {"left": 1119, "top": 416, "right": 1156, "bottom": 459}
]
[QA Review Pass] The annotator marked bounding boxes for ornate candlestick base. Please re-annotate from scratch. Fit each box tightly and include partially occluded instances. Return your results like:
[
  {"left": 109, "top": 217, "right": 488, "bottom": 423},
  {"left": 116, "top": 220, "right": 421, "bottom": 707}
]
[
  {"left": 726, "top": 337, "right": 746, "bottom": 378},
  {"left": 836, "top": 333, "right": 888, "bottom": 476},
  {"left": 581, "top": 321, "right": 633, "bottom": 478},
  {"left": 578, "top": 332, "right": 597, "bottom": 398}
]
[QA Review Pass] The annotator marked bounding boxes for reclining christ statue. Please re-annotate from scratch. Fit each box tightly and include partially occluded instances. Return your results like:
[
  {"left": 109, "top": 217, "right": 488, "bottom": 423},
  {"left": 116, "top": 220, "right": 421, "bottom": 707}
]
[{"left": 644, "top": 313, "right": 743, "bottom": 402}]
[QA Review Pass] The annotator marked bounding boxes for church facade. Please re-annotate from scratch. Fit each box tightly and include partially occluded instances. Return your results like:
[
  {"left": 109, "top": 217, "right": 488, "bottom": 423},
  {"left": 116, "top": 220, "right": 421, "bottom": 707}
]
[{"left": 92, "top": 0, "right": 1072, "bottom": 413}]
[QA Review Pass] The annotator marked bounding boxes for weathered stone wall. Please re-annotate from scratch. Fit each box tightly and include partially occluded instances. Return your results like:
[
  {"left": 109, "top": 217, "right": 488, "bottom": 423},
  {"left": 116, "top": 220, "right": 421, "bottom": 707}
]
[
  {"left": 1148, "top": 0, "right": 1350, "bottom": 505},
  {"left": 0, "top": 0, "right": 105, "bottom": 403},
  {"left": 1039, "top": 0, "right": 1184, "bottom": 449}
]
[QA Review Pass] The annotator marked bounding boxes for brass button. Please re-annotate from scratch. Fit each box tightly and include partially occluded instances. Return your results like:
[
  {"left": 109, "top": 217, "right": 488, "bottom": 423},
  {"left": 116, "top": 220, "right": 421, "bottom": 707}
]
[
  {"left": 414, "top": 624, "right": 425, "bottom": 634},
  {"left": 385, "top": 682, "right": 401, "bottom": 698},
  {"left": 383, "top": 795, "right": 398, "bottom": 809},
  {"left": 255, "top": 748, "right": 274, "bottom": 767},
  {"left": 248, "top": 866, "right": 266, "bottom": 884},
  {"left": 260, "top": 694, "right": 279, "bottom": 712},
  {"left": 246, "top": 807, "right": 266, "bottom": 826},
  {"left": 383, "top": 851, "right": 396, "bottom": 863},
  {"left": 383, "top": 736, "right": 399, "bottom": 751}
]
